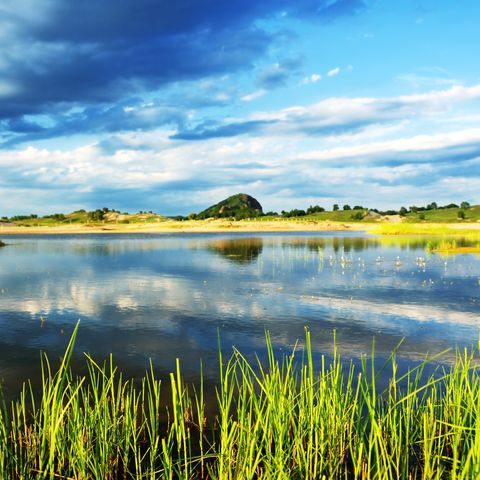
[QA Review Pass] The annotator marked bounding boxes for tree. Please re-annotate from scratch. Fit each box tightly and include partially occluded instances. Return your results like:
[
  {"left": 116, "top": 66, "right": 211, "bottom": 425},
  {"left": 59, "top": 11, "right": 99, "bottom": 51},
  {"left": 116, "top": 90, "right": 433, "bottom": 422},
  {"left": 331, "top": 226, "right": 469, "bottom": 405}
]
[
  {"left": 457, "top": 210, "right": 466, "bottom": 220},
  {"left": 350, "top": 211, "right": 364, "bottom": 220},
  {"left": 333, "top": 204, "right": 339, "bottom": 211},
  {"left": 427, "top": 202, "right": 438, "bottom": 210},
  {"left": 399, "top": 207, "right": 408, "bottom": 216},
  {"left": 461, "top": 201, "right": 470, "bottom": 209},
  {"left": 306, "top": 205, "right": 325, "bottom": 214},
  {"left": 343, "top": 204, "right": 351, "bottom": 211},
  {"left": 88, "top": 209, "right": 105, "bottom": 222}
]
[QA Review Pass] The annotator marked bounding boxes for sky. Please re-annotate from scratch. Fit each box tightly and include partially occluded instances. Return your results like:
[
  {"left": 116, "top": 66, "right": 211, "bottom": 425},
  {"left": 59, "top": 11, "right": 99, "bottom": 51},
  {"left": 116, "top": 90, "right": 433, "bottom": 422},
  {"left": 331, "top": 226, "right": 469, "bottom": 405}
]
[{"left": 1, "top": 0, "right": 480, "bottom": 216}]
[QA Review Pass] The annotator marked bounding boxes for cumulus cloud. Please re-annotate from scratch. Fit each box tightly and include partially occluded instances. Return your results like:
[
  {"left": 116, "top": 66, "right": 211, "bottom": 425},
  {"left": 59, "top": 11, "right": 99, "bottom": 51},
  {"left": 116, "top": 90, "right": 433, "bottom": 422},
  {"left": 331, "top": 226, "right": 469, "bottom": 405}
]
[
  {"left": 2, "top": 117, "right": 480, "bottom": 215},
  {"left": 168, "top": 84, "right": 480, "bottom": 142}
]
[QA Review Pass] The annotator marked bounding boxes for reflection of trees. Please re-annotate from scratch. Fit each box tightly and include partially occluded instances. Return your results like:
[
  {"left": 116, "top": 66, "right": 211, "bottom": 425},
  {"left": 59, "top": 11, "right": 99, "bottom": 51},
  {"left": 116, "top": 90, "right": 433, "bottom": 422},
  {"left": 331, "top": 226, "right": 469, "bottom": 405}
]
[
  {"left": 207, "top": 238, "right": 263, "bottom": 264},
  {"left": 280, "top": 237, "right": 381, "bottom": 253}
]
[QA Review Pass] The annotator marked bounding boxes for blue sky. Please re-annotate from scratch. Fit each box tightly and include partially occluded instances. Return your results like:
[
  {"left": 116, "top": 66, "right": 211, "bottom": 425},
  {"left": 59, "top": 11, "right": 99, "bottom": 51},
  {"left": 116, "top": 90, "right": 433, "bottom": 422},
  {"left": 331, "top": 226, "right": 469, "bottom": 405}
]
[{"left": 1, "top": 0, "right": 480, "bottom": 215}]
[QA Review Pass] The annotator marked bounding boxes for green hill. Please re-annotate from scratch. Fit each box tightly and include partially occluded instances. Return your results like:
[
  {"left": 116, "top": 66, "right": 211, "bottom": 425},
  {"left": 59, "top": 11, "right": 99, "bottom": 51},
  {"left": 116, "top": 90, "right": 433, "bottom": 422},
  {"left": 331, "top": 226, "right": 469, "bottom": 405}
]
[{"left": 197, "top": 193, "right": 263, "bottom": 220}]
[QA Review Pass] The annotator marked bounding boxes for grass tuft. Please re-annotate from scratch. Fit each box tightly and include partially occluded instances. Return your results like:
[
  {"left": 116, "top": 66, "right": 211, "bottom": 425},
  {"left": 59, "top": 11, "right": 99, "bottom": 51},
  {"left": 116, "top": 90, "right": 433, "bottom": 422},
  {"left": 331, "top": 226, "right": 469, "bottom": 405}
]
[{"left": 1, "top": 323, "right": 480, "bottom": 478}]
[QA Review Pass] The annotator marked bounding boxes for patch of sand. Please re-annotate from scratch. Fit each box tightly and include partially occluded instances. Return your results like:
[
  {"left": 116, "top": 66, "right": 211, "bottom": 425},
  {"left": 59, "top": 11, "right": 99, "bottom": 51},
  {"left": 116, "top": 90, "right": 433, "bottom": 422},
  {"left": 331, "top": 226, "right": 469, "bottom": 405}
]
[{"left": 0, "top": 219, "right": 373, "bottom": 235}]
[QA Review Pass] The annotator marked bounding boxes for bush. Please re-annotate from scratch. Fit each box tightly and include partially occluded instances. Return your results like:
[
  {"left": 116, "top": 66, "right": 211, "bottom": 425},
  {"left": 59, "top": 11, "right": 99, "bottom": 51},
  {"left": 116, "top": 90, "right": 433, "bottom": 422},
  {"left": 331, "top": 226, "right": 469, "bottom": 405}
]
[{"left": 306, "top": 205, "right": 325, "bottom": 214}]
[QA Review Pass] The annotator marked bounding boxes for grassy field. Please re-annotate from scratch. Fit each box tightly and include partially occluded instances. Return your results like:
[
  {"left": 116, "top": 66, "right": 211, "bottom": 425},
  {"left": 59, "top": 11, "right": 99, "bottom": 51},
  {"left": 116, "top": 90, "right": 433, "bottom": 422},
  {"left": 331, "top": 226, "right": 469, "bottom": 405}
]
[
  {"left": 2, "top": 205, "right": 480, "bottom": 240},
  {"left": 402, "top": 205, "right": 480, "bottom": 223},
  {"left": 4, "top": 204, "right": 480, "bottom": 229},
  {"left": 1, "top": 324, "right": 479, "bottom": 479}
]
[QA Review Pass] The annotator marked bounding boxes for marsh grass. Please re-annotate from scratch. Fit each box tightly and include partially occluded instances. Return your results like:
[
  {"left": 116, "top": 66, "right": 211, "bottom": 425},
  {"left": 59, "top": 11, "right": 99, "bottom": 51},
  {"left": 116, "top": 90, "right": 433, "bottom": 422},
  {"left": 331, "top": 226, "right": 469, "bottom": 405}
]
[
  {"left": 371, "top": 223, "right": 480, "bottom": 237},
  {"left": 1, "top": 324, "right": 480, "bottom": 479}
]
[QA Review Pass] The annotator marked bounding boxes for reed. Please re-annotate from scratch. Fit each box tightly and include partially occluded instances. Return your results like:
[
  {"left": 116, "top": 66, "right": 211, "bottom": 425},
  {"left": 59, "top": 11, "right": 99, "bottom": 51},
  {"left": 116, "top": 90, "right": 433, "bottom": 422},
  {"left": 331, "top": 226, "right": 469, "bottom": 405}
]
[
  {"left": 371, "top": 223, "right": 480, "bottom": 237},
  {"left": 1, "top": 323, "right": 479, "bottom": 479}
]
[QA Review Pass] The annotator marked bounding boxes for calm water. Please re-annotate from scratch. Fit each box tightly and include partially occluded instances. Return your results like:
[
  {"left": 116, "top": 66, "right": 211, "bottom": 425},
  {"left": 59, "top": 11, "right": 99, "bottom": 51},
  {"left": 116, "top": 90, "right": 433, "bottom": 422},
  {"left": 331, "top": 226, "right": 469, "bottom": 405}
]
[{"left": 0, "top": 232, "right": 479, "bottom": 395}]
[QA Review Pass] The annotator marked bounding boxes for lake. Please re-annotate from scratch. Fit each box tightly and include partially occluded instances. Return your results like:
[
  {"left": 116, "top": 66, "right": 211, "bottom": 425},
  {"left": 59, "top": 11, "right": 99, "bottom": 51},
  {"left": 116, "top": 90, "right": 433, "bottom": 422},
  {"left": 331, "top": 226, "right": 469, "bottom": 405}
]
[{"left": 0, "top": 232, "right": 479, "bottom": 396}]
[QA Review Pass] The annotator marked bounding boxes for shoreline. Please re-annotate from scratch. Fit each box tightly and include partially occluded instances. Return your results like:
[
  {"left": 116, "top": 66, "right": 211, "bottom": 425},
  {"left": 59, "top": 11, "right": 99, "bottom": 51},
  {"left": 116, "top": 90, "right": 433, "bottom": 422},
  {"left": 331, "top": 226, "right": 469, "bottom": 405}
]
[
  {"left": 0, "top": 219, "right": 373, "bottom": 235},
  {"left": 1, "top": 220, "right": 479, "bottom": 235}
]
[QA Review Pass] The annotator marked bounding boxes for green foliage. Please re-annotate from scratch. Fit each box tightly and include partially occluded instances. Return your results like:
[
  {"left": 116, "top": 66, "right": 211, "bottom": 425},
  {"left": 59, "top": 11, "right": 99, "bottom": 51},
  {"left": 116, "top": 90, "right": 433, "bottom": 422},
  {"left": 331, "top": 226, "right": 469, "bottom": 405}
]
[
  {"left": 87, "top": 209, "right": 105, "bottom": 222},
  {"left": 350, "top": 211, "right": 364, "bottom": 220},
  {"left": 333, "top": 204, "right": 339, "bottom": 211},
  {"left": 197, "top": 193, "right": 263, "bottom": 220},
  {"left": 7, "top": 214, "right": 38, "bottom": 222},
  {"left": 306, "top": 205, "right": 325, "bottom": 214},
  {"left": 281, "top": 208, "right": 306, "bottom": 218},
  {"left": 343, "top": 204, "right": 351, "bottom": 210},
  {"left": 1, "top": 326, "right": 480, "bottom": 478},
  {"left": 43, "top": 213, "right": 66, "bottom": 221}
]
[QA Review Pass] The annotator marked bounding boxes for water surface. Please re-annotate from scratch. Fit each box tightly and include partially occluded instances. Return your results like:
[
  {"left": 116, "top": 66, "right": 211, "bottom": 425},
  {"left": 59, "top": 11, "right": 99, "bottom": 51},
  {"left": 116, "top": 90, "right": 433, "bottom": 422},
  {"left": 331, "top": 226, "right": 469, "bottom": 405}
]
[{"left": 0, "top": 232, "right": 479, "bottom": 395}]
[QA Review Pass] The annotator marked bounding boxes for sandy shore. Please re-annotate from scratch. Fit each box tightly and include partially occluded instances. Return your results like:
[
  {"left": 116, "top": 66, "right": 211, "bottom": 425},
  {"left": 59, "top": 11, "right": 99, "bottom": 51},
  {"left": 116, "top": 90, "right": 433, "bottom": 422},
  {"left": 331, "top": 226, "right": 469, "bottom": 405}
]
[
  {"left": 2, "top": 220, "right": 479, "bottom": 236},
  {"left": 0, "top": 219, "right": 373, "bottom": 235}
]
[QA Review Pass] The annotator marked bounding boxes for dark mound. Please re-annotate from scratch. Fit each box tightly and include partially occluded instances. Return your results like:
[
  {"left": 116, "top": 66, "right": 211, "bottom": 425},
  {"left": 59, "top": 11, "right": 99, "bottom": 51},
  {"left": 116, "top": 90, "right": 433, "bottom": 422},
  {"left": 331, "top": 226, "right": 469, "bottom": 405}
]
[{"left": 197, "top": 193, "right": 263, "bottom": 220}]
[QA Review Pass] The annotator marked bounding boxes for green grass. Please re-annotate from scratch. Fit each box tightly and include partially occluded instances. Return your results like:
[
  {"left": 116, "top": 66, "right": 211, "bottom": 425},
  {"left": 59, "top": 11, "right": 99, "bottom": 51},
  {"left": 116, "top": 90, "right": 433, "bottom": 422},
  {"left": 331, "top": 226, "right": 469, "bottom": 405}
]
[
  {"left": 371, "top": 223, "right": 480, "bottom": 236},
  {"left": 1, "top": 323, "right": 480, "bottom": 478},
  {"left": 12, "top": 211, "right": 167, "bottom": 227},
  {"left": 403, "top": 205, "right": 480, "bottom": 223},
  {"left": 252, "top": 209, "right": 369, "bottom": 223}
]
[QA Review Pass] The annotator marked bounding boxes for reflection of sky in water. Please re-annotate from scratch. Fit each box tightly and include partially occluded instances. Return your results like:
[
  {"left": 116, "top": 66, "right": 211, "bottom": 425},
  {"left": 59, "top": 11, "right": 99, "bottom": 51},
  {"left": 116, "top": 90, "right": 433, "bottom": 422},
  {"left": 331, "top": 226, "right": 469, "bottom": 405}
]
[{"left": 0, "top": 233, "right": 479, "bottom": 393}]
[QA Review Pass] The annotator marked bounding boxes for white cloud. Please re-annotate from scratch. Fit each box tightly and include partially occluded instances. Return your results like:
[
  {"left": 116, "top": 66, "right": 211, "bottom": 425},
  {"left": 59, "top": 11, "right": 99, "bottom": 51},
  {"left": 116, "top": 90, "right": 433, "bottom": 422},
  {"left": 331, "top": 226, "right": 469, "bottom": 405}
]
[
  {"left": 3, "top": 84, "right": 480, "bottom": 214},
  {"left": 241, "top": 89, "right": 266, "bottom": 102},
  {"left": 300, "top": 73, "right": 321, "bottom": 85},
  {"left": 398, "top": 74, "right": 461, "bottom": 89},
  {"left": 327, "top": 67, "right": 340, "bottom": 77},
  {"left": 299, "top": 128, "right": 480, "bottom": 162}
]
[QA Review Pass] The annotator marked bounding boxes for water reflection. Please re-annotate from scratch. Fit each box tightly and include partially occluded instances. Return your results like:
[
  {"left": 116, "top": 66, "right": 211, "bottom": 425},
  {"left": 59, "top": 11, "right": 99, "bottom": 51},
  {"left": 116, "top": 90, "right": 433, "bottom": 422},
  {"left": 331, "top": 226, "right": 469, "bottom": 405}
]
[
  {"left": 0, "top": 233, "right": 479, "bottom": 397},
  {"left": 207, "top": 238, "right": 263, "bottom": 264}
]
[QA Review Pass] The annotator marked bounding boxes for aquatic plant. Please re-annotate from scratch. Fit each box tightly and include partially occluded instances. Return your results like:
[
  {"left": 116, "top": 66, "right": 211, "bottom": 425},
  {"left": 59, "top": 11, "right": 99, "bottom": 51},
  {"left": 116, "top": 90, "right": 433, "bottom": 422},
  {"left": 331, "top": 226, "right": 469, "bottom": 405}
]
[
  {"left": 1, "top": 324, "right": 479, "bottom": 478},
  {"left": 371, "top": 223, "right": 480, "bottom": 237}
]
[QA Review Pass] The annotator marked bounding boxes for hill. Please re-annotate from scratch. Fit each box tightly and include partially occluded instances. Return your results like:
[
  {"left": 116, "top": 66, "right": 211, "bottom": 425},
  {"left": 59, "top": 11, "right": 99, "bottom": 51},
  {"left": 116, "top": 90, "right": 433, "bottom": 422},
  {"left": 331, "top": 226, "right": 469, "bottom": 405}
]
[{"left": 197, "top": 193, "right": 263, "bottom": 220}]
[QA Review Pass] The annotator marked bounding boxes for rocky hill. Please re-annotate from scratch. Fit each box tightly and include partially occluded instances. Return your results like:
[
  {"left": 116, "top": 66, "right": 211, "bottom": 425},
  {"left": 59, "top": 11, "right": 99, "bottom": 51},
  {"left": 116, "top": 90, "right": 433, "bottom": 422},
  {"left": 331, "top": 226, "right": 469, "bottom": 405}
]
[{"left": 197, "top": 193, "right": 263, "bottom": 220}]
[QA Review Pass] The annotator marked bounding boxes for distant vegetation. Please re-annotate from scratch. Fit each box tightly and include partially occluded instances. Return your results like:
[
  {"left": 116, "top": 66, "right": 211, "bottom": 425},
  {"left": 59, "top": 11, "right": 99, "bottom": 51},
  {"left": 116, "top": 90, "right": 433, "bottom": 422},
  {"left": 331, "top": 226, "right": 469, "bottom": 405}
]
[
  {"left": 1, "top": 198, "right": 478, "bottom": 225},
  {"left": 1, "top": 207, "right": 166, "bottom": 226}
]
